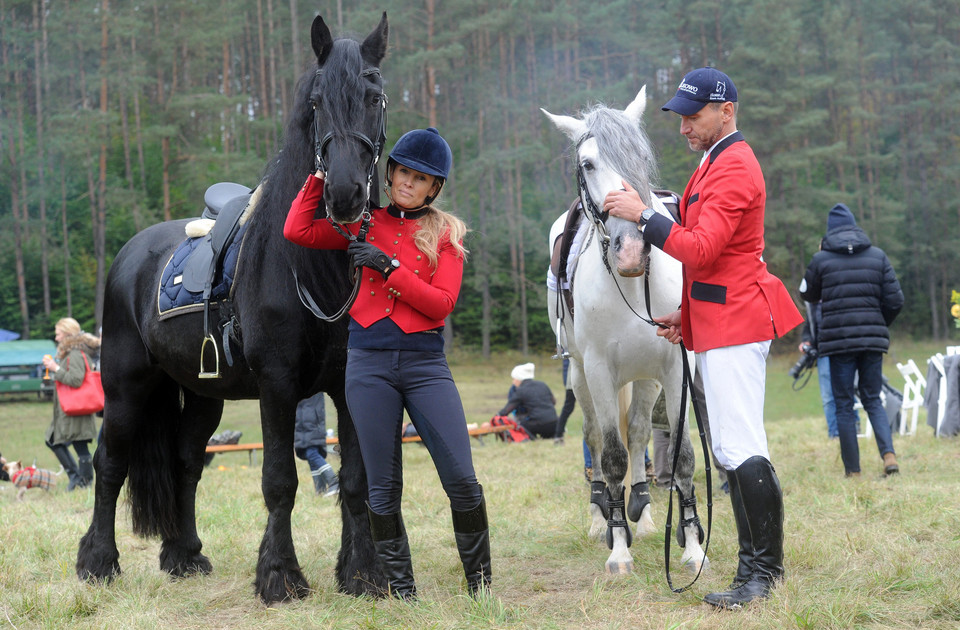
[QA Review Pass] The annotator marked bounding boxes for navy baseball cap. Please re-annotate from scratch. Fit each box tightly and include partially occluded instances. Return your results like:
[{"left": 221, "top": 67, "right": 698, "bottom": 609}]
[{"left": 661, "top": 67, "right": 738, "bottom": 116}]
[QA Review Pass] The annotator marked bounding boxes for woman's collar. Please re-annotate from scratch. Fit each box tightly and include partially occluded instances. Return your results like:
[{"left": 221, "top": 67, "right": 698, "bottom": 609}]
[{"left": 386, "top": 204, "right": 430, "bottom": 220}]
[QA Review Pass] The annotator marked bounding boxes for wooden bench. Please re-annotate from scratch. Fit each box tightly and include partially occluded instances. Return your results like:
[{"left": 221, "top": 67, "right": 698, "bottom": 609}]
[{"left": 204, "top": 425, "right": 510, "bottom": 466}]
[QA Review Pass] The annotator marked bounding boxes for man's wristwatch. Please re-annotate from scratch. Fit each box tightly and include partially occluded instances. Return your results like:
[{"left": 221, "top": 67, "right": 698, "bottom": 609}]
[{"left": 639, "top": 208, "right": 656, "bottom": 226}]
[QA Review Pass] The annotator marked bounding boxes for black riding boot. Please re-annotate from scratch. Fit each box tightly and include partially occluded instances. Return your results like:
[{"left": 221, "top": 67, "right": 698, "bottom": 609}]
[
  {"left": 726, "top": 470, "right": 755, "bottom": 588},
  {"left": 704, "top": 456, "right": 784, "bottom": 609},
  {"left": 47, "top": 442, "right": 83, "bottom": 491},
  {"left": 366, "top": 503, "right": 417, "bottom": 600},
  {"left": 451, "top": 488, "right": 492, "bottom": 596}
]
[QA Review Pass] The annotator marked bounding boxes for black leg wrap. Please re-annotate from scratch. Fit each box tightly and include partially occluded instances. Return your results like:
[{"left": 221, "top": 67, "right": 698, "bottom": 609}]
[
  {"left": 604, "top": 485, "right": 632, "bottom": 550},
  {"left": 451, "top": 487, "right": 492, "bottom": 596},
  {"left": 674, "top": 485, "right": 704, "bottom": 548},
  {"left": 627, "top": 481, "right": 651, "bottom": 523},
  {"left": 590, "top": 481, "right": 608, "bottom": 519}
]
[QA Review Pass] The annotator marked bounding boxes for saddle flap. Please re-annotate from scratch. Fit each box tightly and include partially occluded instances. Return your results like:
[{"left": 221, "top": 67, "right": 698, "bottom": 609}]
[{"left": 182, "top": 191, "right": 251, "bottom": 294}]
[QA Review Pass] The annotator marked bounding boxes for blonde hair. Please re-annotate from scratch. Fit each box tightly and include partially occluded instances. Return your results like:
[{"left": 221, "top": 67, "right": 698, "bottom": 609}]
[
  {"left": 55, "top": 317, "right": 101, "bottom": 358},
  {"left": 414, "top": 206, "right": 469, "bottom": 268}
]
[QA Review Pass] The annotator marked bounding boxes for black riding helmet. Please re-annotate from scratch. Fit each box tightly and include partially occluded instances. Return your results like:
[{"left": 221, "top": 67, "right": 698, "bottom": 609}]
[{"left": 385, "top": 127, "right": 453, "bottom": 205}]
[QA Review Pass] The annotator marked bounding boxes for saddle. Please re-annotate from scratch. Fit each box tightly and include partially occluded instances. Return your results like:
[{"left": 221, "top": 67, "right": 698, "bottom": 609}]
[
  {"left": 157, "top": 182, "right": 255, "bottom": 378},
  {"left": 549, "top": 190, "right": 681, "bottom": 322}
]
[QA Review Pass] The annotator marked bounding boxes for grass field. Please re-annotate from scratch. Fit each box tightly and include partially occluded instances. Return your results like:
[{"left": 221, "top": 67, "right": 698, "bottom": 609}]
[{"left": 1, "top": 341, "right": 958, "bottom": 629}]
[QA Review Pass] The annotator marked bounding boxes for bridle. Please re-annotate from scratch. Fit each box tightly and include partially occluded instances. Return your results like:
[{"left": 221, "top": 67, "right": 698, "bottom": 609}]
[
  {"left": 312, "top": 66, "right": 388, "bottom": 207},
  {"left": 295, "top": 66, "right": 388, "bottom": 323}
]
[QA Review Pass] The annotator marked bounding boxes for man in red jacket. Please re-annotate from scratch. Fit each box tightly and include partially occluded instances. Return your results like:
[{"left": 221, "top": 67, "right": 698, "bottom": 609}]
[{"left": 604, "top": 67, "right": 803, "bottom": 609}]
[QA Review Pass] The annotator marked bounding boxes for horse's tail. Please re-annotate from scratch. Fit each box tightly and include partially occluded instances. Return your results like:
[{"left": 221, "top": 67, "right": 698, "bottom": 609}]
[{"left": 126, "top": 378, "right": 181, "bottom": 540}]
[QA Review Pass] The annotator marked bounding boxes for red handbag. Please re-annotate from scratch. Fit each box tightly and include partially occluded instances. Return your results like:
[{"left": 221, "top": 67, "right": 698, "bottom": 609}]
[{"left": 55, "top": 353, "right": 104, "bottom": 416}]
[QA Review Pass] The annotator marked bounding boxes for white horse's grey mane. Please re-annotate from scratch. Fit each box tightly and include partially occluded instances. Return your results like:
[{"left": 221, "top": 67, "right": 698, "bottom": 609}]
[{"left": 579, "top": 104, "right": 659, "bottom": 204}]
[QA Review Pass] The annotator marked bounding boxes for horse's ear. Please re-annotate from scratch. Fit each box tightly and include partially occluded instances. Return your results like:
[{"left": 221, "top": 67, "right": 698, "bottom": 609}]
[
  {"left": 541, "top": 108, "right": 587, "bottom": 143},
  {"left": 623, "top": 85, "right": 647, "bottom": 124},
  {"left": 311, "top": 15, "right": 333, "bottom": 66},
  {"left": 360, "top": 12, "right": 388, "bottom": 65}
]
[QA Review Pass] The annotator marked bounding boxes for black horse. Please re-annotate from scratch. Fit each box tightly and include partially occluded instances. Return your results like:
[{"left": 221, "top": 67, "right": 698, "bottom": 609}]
[{"left": 76, "top": 14, "right": 389, "bottom": 604}]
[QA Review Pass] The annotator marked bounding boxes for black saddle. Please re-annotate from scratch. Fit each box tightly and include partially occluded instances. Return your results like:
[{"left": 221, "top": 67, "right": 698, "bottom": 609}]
[{"left": 182, "top": 182, "right": 252, "bottom": 294}]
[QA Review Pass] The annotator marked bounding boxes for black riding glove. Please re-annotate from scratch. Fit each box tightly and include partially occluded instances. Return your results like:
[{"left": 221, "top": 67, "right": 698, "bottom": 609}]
[{"left": 348, "top": 240, "right": 397, "bottom": 279}]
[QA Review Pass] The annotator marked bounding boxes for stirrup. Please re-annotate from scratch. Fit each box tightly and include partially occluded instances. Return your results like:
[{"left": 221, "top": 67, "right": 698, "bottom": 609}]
[{"left": 198, "top": 333, "right": 221, "bottom": 379}]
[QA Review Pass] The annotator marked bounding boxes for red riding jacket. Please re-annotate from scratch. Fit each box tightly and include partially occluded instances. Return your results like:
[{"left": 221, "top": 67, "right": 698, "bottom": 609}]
[
  {"left": 648, "top": 132, "right": 802, "bottom": 352},
  {"left": 283, "top": 175, "right": 463, "bottom": 333}
]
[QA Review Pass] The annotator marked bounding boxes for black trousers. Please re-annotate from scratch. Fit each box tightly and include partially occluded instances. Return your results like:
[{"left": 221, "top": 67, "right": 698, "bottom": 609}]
[{"left": 346, "top": 348, "right": 481, "bottom": 514}]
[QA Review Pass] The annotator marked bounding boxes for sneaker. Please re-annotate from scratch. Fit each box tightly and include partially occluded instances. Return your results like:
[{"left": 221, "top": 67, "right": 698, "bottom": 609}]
[
  {"left": 553, "top": 436, "right": 564, "bottom": 446},
  {"left": 883, "top": 452, "right": 899, "bottom": 475},
  {"left": 322, "top": 481, "right": 340, "bottom": 497}
]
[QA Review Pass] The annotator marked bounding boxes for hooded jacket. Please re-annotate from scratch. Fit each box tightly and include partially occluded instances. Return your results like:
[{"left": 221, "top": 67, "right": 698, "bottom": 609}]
[{"left": 799, "top": 207, "right": 904, "bottom": 357}]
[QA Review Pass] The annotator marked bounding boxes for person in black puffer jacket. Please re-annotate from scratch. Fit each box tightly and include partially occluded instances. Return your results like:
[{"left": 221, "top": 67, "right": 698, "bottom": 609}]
[{"left": 800, "top": 203, "right": 904, "bottom": 477}]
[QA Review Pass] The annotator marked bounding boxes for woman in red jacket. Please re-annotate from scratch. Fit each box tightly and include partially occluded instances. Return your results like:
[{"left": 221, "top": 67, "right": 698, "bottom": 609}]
[{"left": 284, "top": 127, "right": 489, "bottom": 600}]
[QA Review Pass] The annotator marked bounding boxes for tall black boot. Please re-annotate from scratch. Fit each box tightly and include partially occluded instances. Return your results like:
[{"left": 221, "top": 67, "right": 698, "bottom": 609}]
[
  {"left": 451, "top": 487, "right": 492, "bottom": 596},
  {"left": 703, "top": 456, "right": 784, "bottom": 609},
  {"left": 366, "top": 503, "right": 417, "bottom": 600},
  {"left": 726, "top": 470, "right": 755, "bottom": 588},
  {"left": 47, "top": 442, "right": 83, "bottom": 491}
]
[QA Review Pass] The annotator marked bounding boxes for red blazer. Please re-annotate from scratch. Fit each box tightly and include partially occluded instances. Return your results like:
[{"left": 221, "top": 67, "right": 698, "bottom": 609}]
[
  {"left": 283, "top": 175, "right": 463, "bottom": 333},
  {"left": 661, "top": 132, "right": 802, "bottom": 352}
]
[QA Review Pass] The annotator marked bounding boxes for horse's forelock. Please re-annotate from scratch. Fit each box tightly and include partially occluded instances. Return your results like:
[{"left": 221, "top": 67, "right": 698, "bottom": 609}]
[
  {"left": 317, "top": 39, "right": 369, "bottom": 137},
  {"left": 582, "top": 106, "right": 658, "bottom": 203}
]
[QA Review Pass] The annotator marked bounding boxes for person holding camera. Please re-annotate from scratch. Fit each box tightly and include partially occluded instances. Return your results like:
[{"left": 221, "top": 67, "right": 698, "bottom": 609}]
[{"left": 800, "top": 203, "right": 903, "bottom": 477}]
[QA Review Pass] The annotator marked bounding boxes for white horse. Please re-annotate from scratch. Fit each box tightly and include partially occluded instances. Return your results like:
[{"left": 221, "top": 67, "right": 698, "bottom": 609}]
[{"left": 542, "top": 87, "right": 707, "bottom": 576}]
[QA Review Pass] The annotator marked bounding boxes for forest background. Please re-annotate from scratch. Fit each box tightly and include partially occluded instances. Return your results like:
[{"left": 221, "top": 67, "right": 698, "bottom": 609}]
[{"left": 2, "top": 0, "right": 959, "bottom": 355}]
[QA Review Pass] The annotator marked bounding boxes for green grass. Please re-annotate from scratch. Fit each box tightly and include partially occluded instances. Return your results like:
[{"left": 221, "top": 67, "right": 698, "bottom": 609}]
[{"left": 1, "top": 341, "right": 958, "bottom": 629}]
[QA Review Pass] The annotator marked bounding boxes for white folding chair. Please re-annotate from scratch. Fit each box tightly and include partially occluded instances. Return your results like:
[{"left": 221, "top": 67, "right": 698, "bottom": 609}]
[
  {"left": 928, "top": 353, "right": 948, "bottom": 437},
  {"left": 895, "top": 359, "right": 925, "bottom": 436},
  {"left": 946, "top": 346, "right": 960, "bottom": 356}
]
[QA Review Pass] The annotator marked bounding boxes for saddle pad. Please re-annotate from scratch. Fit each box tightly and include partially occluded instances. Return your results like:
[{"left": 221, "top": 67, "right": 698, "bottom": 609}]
[{"left": 157, "top": 222, "right": 248, "bottom": 318}]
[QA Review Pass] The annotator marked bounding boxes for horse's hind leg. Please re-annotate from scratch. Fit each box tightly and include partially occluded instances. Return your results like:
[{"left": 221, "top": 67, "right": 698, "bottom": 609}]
[
  {"left": 77, "top": 423, "right": 127, "bottom": 582},
  {"left": 158, "top": 389, "right": 223, "bottom": 577},
  {"left": 77, "top": 355, "right": 163, "bottom": 582}
]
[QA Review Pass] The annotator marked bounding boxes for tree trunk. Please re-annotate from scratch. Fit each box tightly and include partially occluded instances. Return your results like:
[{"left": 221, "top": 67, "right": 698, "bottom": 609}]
[
  {"left": 33, "top": 0, "right": 51, "bottom": 317},
  {"left": 60, "top": 170, "right": 73, "bottom": 317},
  {"left": 94, "top": 0, "right": 110, "bottom": 329}
]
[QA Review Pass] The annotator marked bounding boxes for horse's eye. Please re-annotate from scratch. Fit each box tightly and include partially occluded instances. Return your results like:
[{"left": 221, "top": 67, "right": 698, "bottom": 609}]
[
  {"left": 580, "top": 160, "right": 594, "bottom": 172},
  {"left": 369, "top": 93, "right": 383, "bottom": 107}
]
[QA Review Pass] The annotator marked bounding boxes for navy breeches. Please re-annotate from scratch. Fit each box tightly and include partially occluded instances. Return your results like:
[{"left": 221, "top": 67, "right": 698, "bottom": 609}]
[{"left": 345, "top": 348, "right": 481, "bottom": 514}]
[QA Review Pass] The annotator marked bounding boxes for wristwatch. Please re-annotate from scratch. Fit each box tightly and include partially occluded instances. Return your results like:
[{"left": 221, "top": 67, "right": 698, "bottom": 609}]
[{"left": 639, "top": 208, "right": 656, "bottom": 226}]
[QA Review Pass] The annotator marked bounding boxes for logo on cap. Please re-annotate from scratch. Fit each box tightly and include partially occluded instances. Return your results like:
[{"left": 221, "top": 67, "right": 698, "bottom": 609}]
[
  {"left": 709, "top": 81, "right": 726, "bottom": 101},
  {"left": 678, "top": 81, "right": 698, "bottom": 96}
]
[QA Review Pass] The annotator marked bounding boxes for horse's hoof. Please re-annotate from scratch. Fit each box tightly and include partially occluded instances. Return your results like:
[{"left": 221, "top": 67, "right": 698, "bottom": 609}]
[
  {"left": 256, "top": 568, "right": 311, "bottom": 605},
  {"left": 681, "top": 553, "right": 709, "bottom": 574},
  {"left": 76, "top": 535, "right": 121, "bottom": 583},
  {"left": 605, "top": 559, "right": 634, "bottom": 575},
  {"left": 160, "top": 548, "right": 213, "bottom": 578}
]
